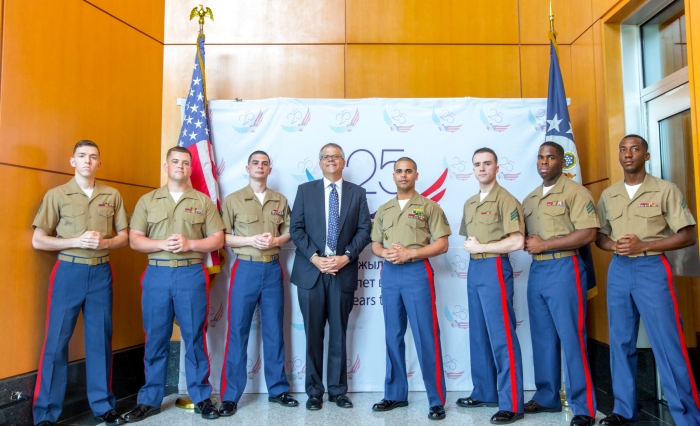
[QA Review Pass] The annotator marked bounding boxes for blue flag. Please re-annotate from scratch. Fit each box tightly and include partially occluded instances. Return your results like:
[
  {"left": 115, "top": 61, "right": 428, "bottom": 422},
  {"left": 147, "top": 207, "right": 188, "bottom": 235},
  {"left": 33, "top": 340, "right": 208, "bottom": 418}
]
[{"left": 545, "top": 40, "right": 597, "bottom": 296}]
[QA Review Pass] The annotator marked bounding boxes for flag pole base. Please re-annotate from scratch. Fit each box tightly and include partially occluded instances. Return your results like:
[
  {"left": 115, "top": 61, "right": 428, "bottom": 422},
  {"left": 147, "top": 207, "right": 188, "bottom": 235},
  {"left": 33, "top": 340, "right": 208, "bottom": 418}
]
[
  {"left": 175, "top": 394, "right": 218, "bottom": 409},
  {"left": 560, "top": 389, "right": 569, "bottom": 407}
]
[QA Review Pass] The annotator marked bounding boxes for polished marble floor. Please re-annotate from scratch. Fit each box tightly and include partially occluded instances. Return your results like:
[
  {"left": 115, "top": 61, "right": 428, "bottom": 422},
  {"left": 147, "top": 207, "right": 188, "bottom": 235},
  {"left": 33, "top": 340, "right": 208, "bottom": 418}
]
[{"left": 57, "top": 391, "right": 604, "bottom": 426}]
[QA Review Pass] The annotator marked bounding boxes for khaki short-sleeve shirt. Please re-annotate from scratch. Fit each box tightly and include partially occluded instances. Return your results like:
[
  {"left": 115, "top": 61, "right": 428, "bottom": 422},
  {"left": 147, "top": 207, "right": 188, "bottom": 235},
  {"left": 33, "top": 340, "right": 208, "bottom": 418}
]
[
  {"left": 371, "top": 191, "right": 451, "bottom": 249},
  {"left": 32, "top": 178, "right": 129, "bottom": 258},
  {"left": 221, "top": 185, "right": 290, "bottom": 256},
  {"left": 459, "top": 182, "right": 524, "bottom": 243},
  {"left": 597, "top": 174, "right": 695, "bottom": 242},
  {"left": 130, "top": 185, "right": 225, "bottom": 260},
  {"left": 522, "top": 175, "right": 599, "bottom": 240}
]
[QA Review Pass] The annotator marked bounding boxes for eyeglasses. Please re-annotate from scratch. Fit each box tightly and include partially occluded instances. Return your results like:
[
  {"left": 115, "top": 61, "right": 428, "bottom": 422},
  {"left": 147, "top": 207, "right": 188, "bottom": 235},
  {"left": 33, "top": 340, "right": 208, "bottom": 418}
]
[{"left": 321, "top": 154, "right": 343, "bottom": 161}]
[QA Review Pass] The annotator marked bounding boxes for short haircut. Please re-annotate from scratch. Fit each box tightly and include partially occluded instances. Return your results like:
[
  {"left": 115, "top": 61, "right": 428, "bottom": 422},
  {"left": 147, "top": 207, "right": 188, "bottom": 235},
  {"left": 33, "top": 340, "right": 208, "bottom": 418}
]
[
  {"left": 541, "top": 141, "right": 565, "bottom": 158},
  {"left": 166, "top": 146, "right": 192, "bottom": 161},
  {"left": 622, "top": 134, "right": 649, "bottom": 151},
  {"left": 73, "top": 140, "right": 100, "bottom": 155},
  {"left": 394, "top": 157, "right": 418, "bottom": 171},
  {"left": 319, "top": 143, "right": 345, "bottom": 160},
  {"left": 472, "top": 147, "right": 498, "bottom": 164},
  {"left": 248, "top": 150, "right": 271, "bottom": 164}
]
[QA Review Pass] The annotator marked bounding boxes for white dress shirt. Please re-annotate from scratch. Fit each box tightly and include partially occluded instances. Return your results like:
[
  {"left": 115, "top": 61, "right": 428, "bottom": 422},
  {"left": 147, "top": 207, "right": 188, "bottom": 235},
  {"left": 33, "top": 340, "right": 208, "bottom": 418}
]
[{"left": 324, "top": 177, "right": 343, "bottom": 255}]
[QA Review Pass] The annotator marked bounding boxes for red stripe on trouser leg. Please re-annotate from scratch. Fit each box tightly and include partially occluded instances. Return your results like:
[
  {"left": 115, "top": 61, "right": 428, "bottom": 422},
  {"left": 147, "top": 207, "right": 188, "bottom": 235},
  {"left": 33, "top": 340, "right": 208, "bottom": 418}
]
[
  {"left": 495, "top": 256, "right": 518, "bottom": 413},
  {"left": 572, "top": 256, "right": 595, "bottom": 417},
  {"left": 219, "top": 260, "right": 239, "bottom": 399},
  {"left": 200, "top": 264, "right": 212, "bottom": 387},
  {"left": 660, "top": 255, "right": 700, "bottom": 410},
  {"left": 108, "top": 263, "right": 115, "bottom": 393},
  {"left": 423, "top": 260, "right": 445, "bottom": 405},
  {"left": 32, "top": 260, "right": 61, "bottom": 418}
]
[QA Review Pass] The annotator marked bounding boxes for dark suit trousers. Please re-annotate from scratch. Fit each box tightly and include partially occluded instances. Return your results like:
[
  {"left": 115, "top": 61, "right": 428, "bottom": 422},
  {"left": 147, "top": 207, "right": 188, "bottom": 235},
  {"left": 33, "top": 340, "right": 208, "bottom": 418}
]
[{"left": 297, "top": 272, "right": 355, "bottom": 397}]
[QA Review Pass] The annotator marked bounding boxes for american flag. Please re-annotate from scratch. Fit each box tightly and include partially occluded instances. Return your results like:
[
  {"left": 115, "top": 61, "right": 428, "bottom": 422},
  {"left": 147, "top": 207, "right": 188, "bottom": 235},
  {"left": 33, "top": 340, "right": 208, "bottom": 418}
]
[{"left": 178, "top": 33, "right": 221, "bottom": 273}]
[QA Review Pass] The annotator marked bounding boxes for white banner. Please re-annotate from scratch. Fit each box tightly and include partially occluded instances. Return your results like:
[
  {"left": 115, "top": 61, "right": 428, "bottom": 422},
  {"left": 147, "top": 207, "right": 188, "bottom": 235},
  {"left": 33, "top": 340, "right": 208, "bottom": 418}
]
[{"left": 182, "top": 97, "right": 551, "bottom": 394}]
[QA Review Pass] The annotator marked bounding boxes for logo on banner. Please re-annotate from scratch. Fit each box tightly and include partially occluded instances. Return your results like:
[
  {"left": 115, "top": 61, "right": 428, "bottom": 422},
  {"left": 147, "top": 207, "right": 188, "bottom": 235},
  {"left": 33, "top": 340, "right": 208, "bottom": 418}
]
[
  {"left": 282, "top": 107, "right": 311, "bottom": 132},
  {"left": 383, "top": 108, "right": 414, "bottom": 133},
  {"left": 216, "top": 158, "right": 226, "bottom": 176},
  {"left": 443, "top": 355, "right": 465, "bottom": 379},
  {"left": 330, "top": 108, "right": 360, "bottom": 133},
  {"left": 233, "top": 110, "right": 264, "bottom": 134},
  {"left": 247, "top": 355, "right": 262, "bottom": 379},
  {"left": 250, "top": 305, "right": 261, "bottom": 330},
  {"left": 208, "top": 302, "right": 224, "bottom": 327},
  {"left": 510, "top": 257, "right": 523, "bottom": 278},
  {"left": 443, "top": 254, "right": 467, "bottom": 279},
  {"left": 528, "top": 108, "right": 547, "bottom": 132},
  {"left": 497, "top": 157, "right": 521, "bottom": 181},
  {"left": 290, "top": 310, "right": 305, "bottom": 331},
  {"left": 432, "top": 108, "right": 462, "bottom": 132},
  {"left": 292, "top": 158, "right": 321, "bottom": 182},
  {"left": 444, "top": 305, "right": 469, "bottom": 329},
  {"left": 347, "top": 355, "right": 361, "bottom": 379},
  {"left": 443, "top": 156, "right": 472, "bottom": 180},
  {"left": 347, "top": 321, "right": 364, "bottom": 331},
  {"left": 479, "top": 108, "right": 510, "bottom": 132},
  {"left": 285, "top": 356, "right": 306, "bottom": 381}
]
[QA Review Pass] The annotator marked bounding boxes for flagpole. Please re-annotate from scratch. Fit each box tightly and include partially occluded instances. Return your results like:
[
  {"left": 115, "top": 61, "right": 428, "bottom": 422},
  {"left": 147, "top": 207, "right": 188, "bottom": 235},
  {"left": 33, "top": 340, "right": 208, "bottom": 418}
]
[
  {"left": 175, "top": 4, "right": 215, "bottom": 411},
  {"left": 548, "top": 0, "right": 569, "bottom": 409}
]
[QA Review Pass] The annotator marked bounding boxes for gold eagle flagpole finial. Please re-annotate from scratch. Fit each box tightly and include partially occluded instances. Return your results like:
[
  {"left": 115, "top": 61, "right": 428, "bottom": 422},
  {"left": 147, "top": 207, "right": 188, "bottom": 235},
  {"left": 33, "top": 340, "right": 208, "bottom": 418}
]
[{"left": 190, "top": 4, "right": 214, "bottom": 34}]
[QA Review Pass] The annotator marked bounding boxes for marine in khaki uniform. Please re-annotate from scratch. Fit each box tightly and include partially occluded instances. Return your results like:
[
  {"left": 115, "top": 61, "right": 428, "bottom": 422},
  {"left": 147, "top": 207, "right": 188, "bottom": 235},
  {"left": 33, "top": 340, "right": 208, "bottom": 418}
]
[
  {"left": 455, "top": 148, "right": 525, "bottom": 425},
  {"left": 370, "top": 157, "right": 451, "bottom": 420},
  {"left": 217, "top": 151, "right": 298, "bottom": 416},
  {"left": 124, "top": 146, "right": 224, "bottom": 422},
  {"left": 32, "top": 140, "right": 128, "bottom": 426},
  {"left": 521, "top": 142, "right": 598, "bottom": 426},
  {"left": 596, "top": 135, "right": 699, "bottom": 426}
]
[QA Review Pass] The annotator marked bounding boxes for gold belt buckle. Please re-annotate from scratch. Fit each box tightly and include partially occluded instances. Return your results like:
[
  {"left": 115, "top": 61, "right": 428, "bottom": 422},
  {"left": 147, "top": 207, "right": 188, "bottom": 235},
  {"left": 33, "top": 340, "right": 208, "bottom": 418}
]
[
  {"left": 87, "top": 257, "right": 98, "bottom": 266},
  {"left": 262, "top": 255, "right": 272, "bottom": 262},
  {"left": 169, "top": 259, "right": 179, "bottom": 268}
]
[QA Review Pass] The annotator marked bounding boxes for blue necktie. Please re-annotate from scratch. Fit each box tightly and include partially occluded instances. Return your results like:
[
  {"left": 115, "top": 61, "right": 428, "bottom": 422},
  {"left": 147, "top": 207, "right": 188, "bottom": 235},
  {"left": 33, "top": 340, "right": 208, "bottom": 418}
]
[{"left": 328, "top": 183, "right": 339, "bottom": 253}]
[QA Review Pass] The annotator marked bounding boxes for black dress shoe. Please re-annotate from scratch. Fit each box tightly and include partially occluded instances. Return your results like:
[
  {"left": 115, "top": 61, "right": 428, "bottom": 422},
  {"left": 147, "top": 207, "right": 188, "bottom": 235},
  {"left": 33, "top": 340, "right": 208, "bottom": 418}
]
[
  {"left": 194, "top": 398, "right": 219, "bottom": 420},
  {"left": 523, "top": 399, "right": 562, "bottom": 413},
  {"left": 124, "top": 404, "right": 160, "bottom": 423},
  {"left": 329, "top": 394, "right": 353, "bottom": 408},
  {"left": 95, "top": 409, "right": 126, "bottom": 425},
  {"left": 599, "top": 413, "right": 634, "bottom": 425},
  {"left": 36, "top": 422, "right": 54, "bottom": 426},
  {"left": 269, "top": 392, "right": 299, "bottom": 407},
  {"left": 428, "top": 405, "right": 446, "bottom": 420},
  {"left": 372, "top": 399, "right": 409, "bottom": 411},
  {"left": 219, "top": 400, "right": 237, "bottom": 416},
  {"left": 570, "top": 414, "right": 595, "bottom": 426},
  {"left": 306, "top": 395, "right": 323, "bottom": 410},
  {"left": 456, "top": 397, "right": 498, "bottom": 408},
  {"left": 490, "top": 410, "right": 524, "bottom": 424}
]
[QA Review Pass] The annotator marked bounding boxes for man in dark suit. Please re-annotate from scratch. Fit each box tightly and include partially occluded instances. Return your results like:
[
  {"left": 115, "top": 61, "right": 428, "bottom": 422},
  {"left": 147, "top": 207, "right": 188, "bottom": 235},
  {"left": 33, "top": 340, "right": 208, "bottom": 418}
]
[{"left": 290, "top": 143, "right": 372, "bottom": 411}]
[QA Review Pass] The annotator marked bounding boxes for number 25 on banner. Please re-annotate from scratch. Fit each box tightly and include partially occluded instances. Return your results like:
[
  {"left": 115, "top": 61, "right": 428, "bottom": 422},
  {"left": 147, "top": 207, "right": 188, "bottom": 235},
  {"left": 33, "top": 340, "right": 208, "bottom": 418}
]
[{"left": 346, "top": 149, "right": 405, "bottom": 195}]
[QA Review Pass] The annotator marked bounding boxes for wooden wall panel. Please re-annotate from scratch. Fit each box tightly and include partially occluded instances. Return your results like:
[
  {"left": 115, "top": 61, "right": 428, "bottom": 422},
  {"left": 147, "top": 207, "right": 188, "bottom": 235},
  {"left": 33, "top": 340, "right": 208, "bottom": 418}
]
[
  {"left": 347, "top": 0, "right": 519, "bottom": 44},
  {"left": 0, "top": 0, "right": 162, "bottom": 188},
  {"left": 570, "top": 28, "right": 602, "bottom": 184},
  {"left": 685, "top": 0, "right": 700, "bottom": 337},
  {"left": 519, "top": 44, "right": 573, "bottom": 98},
  {"left": 592, "top": 0, "right": 619, "bottom": 21},
  {"left": 584, "top": 179, "right": 612, "bottom": 344},
  {"left": 86, "top": 0, "right": 165, "bottom": 42},
  {"left": 519, "top": 0, "right": 593, "bottom": 45},
  {"left": 346, "top": 45, "right": 521, "bottom": 98},
  {"left": 593, "top": 20, "right": 610, "bottom": 182},
  {"left": 0, "top": 165, "right": 151, "bottom": 378},
  {"left": 164, "top": 0, "right": 345, "bottom": 44}
]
